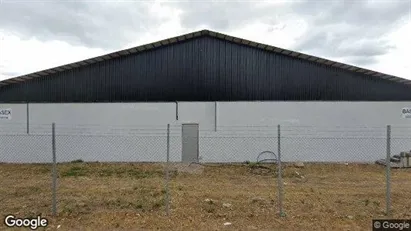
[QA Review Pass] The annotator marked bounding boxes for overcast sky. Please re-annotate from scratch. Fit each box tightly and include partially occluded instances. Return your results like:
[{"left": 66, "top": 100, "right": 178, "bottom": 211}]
[{"left": 0, "top": 0, "right": 410, "bottom": 81}]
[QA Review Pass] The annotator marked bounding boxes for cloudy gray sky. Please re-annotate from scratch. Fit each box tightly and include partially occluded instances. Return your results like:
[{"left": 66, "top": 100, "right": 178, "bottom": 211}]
[{"left": 0, "top": 0, "right": 410, "bottom": 81}]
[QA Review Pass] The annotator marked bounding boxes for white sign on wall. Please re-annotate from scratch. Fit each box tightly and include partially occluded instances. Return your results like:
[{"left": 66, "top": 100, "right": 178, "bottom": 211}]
[
  {"left": 402, "top": 108, "right": 411, "bottom": 119},
  {"left": 0, "top": 108, "right": 12, "bottom": 120}
]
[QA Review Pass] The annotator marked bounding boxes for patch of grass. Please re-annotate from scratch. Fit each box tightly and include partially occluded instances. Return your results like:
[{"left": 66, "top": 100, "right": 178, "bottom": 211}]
[
  {"left": 61, "top": 166, "right": 87, "bottom": 177},
  {"left": 98, "top": 168, "right": 114, "bottom": 177},
  {"left": 135, "top": 203, "right": 143, "bottom": 209},
  {"left": 246, "top": 161, "right": 260, "bottom": 168},
  {"left": 150, "top": 190, "right": 162, "bottom": 197},
  {"left": 203, "top": 201, "right": 217, "bottom": 214},
  {"left": 59, "top": 200, "right": 93, "bottom": 216},
  {"left": 106, "top": 198, "right": 123, "bottom": 208},
  {"left": 1, "top": 163, "right": 410, "bottom": 230},
  {"left": 96, "top": 167, "right": 163, "bottom": 178},
  {"left": 126, "top": 169, "right": 161, "bottom": 178},
  {"left": 71, "top": 159, "right": 84, "bottom": 163},
  {"left": 152, "top": 199, "right": 164, "bottom": 209},
  {"left": 12, "top": 186, "right": 43, "bottom": 197},
  {"left": 373, "top": 200, "right": 381, "bottom": 207},
  {"left": 37, "top": 166, "right": 51, "bottom": 174},
  {"left": 204, "top": 206, "right": 216, "bottom": 213},
  {"left": 206, "top": 199, "right": 214, "bottom": 205},
  {"left": 62, "top": 206, "right": 74, "bottom": 215},
  {"left": 102, "top": 197, "right": 164, "bottom": 211},
  {"left": 59, "top": 164, "right": 164, "bottom": 179}
]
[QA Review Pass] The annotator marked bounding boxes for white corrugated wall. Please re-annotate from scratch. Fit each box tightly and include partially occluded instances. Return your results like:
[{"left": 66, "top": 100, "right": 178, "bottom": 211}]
[{"left": 0, "top": 101, "right": 410, "bottom": 163}]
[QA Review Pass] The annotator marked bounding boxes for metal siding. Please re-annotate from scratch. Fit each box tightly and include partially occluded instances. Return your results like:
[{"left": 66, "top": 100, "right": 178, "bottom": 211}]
[
  {"left": 1, "top": 36, "right": 411, "bottom": 103},
  {"left": 192, "top": 39, "right": 200, "bottom": 100}
]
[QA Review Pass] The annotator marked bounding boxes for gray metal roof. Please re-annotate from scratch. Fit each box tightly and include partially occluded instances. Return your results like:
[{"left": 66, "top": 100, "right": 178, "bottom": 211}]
[{"left": 1, "top": 29, "right": 410, "bottom": 87}]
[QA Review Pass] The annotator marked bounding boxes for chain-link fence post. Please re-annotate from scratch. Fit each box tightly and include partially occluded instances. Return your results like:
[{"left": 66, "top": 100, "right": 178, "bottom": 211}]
[
  {"left": 52, "top": 122, "right": 57, "bottom": 217},
  {"left": 277, "top": 124, "right": 285, "bottom": 217},
  {"left": 385, "top": 124, "right": 391, "bottom": 217},
  {"left": 164, "top": 123, "right": 170, "bottom": 216}
]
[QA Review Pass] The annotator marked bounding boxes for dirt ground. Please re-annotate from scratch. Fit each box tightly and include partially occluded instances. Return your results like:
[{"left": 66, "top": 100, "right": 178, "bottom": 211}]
[{"left": 0, "top": 162, "right": 410, "bottom": 231}]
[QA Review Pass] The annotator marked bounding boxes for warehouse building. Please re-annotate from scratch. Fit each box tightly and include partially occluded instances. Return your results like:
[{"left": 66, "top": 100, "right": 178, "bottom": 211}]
[{"left": 0, "top": 29, "right": 410, "bottom": 163}]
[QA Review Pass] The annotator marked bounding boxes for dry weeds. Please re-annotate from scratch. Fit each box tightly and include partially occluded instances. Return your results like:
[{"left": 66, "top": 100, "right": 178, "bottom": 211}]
[{"left": 0, "top": 162, "right": 410, "bottom": 231}]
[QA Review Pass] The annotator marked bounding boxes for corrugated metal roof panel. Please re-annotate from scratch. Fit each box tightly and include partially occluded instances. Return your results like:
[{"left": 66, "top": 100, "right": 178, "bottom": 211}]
[
  {"left": 256, "top": 43, "right": 265, "bottom": 48},
  {"left": 216, "top": 32, "right": 225, "bottom": 39},
  {"left": 55, "top": 67, "right": 66, "bottom": 71},
  {"left": 298, "top": 54, "right": 310, "bottom": 59},
  {"left": 185, "top": 33, "right": 194, "bottom": 39},
  {"left": 159, "top": 39, "right": 169, "bottom": 45},
  {"left": 118, "top": 50, "right": 130, "bottom": 55},
  {"left": 233, "top": 37, "right": 242, "bottom": 43},
  {"left": 13, "top": 77, "right": 26, "bottom": 82},
  {"left": 290, "top": 52, "right": 299, "bottom": 57},
  {"left": 208, "top": 31, "right": 217, "bottom": 37},
  {"left": 225, "top": 35, "right": 234, "bottom": 41},
  {"left": 177, "top": 35, "right": 185, "bottom": 41},
  {"left": 0, "top": 29, "right": 409, "bottom": 89},
  {"left": 265, "top": 46, "right": 274, "bottom": 51},
  {"left": 355, "top": 68, "right": 367, "bottom": 73},
  {"left": 45, "top": 69, "right": 56, "bottom": 74},
  {"left": 307, "top": 56, "right": 317, "bottom": 61},
  {"left": 249, "top": 41, "right": 258, "bottom": 47}
]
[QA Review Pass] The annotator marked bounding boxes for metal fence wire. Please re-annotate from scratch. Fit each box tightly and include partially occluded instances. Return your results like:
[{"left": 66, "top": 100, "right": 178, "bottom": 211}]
[
  {"left": 0, "top": 122, "right": 410, "bottom": 228},
  {"left": 388, "top": 126, "right": 411, "bottom": 218}
]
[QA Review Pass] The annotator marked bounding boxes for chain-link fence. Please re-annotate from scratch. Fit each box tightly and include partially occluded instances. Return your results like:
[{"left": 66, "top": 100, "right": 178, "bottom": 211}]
[
  {"left": 166, "top": 125, "right": 281, "bottom": 230},
  {"left": 389, "top": 125, "right": 411, "bottom": 219},
  {"left": 0, "top": 123, "right": 53, "bottom": 220},
  {"left": 0, "top": 122, "right": 173, "bottom": 224},
  {"left": 1, "top": 122, "right": 410, "bottom": 230},
  {"left": 278, "top": 125, "right": 389, "bottom": 229}
]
